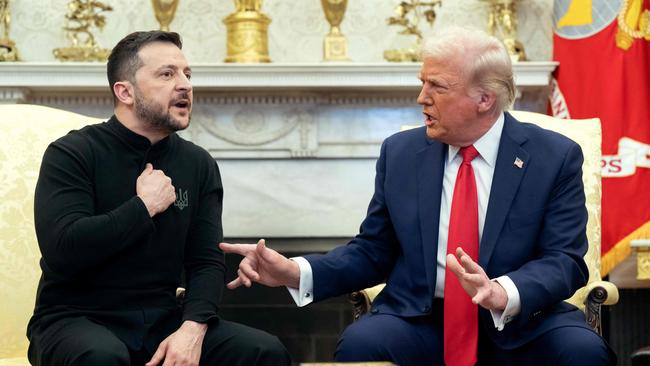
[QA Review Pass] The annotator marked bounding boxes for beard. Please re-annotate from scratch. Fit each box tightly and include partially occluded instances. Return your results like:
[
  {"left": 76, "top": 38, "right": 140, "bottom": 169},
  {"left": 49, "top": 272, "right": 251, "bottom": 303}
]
[{"left": 134, "top": 89, "right": 191, "bottom": 133}]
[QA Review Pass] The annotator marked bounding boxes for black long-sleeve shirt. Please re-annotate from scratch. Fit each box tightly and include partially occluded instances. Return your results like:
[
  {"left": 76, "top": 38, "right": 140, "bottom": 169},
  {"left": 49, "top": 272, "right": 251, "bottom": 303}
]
[{"left": 30, "top": 116, "right": 225, "bottom": 327}]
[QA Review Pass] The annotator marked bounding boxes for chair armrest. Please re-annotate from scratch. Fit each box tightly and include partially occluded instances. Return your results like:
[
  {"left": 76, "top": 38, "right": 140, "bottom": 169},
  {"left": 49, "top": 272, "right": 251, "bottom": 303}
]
[
  {"left": 579, "top": 280, "right": 619, "bottom": 335},
  {"left": 585, "top": 280, "right": 619, "bottom": 306},
  {"left": 567, "top": 279, "right": 619, "bottom": 310},
  {"left": 349, "top": 291, "right": 371, "bottom": 321},
  {"left": 348, "top": 284, "right": 386, "bottom": 321}
]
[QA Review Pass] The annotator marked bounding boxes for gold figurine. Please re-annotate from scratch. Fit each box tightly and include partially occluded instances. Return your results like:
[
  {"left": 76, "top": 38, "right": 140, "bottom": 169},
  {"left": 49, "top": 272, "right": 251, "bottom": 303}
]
[
  {"left": 321, "top": 0, "right": 350, "bottom": 61},
  {"left": 484, "top": 0, "right": 526, "bottom": 61},
  {"left": 384, "top": 1, "right": 442, "bottom": 62},
  {"left": 0, "top": 0, "right": 19, "bottom": 61},
  {"left": 223, "top": 0, "right": 271, "bottom": 63},
  {"left": 53, "top": 0, "right": 113, "bottom": 62},
  {"left": 151, "top": 0, "right": 179, "bottom": 32}
]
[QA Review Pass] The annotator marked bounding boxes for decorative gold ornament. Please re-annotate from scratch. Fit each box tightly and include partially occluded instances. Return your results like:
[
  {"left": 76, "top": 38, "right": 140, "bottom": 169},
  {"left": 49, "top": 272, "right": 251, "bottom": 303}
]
[
  {"left": 223, "top": 0, "right": 271, "bottom": 63},
  {"left": 616, "top": 0, "right": 650, "bottom": 50},
  {"left": 484, "top": 0, "right": 526, "bottom": 62},
  {"left": 631, "top": 240, "right": 650, "bottom": 280},
  {"left": 320, "top": 0, "right": 350, "bottom": 61},
  {"left": 0, "top": 0, "right": 19, "bottom": 61},
  {"left": 53, "top": 0, "right": 113, "bottom": 62},
  {"left": 151, "top": 0, "right": 179, "bottom": 32},
  {"left": 384, "top": 1, "right": 441, "bottom": 62}
]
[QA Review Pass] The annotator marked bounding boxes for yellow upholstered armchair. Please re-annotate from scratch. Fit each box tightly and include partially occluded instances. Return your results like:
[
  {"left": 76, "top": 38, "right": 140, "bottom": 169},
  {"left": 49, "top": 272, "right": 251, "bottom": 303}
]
[
  {"left": 0, "top": 105, "right": 103, "bottom": 365},
  {"left": 350, "top": 111, "right": 619, "bottom": 335}
]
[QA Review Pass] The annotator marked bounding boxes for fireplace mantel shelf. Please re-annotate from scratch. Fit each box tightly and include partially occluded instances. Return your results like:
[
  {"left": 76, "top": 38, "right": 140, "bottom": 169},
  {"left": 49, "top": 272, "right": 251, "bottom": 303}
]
[{"left": 0, "top": 61, "right": 556, "bottom": 93}]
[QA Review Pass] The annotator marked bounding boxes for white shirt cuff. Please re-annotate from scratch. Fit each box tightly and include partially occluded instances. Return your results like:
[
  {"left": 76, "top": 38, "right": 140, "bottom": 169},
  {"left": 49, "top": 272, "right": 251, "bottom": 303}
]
[
  {"left": 286, "top": 256, "right": 314, "bottom": 307},
  {"left": 489, "top": 275, "right": 521, "bottom": 331}
]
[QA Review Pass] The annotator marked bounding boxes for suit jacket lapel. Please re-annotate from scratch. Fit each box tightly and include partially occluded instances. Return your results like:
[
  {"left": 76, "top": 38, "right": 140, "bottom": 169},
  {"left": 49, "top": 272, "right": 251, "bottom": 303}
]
[
  {"left": 417, "top": 140, "right": 446, "bottom": 294},
  {"left": 480, "top": 113, "right": 529, "bottom": 267}
]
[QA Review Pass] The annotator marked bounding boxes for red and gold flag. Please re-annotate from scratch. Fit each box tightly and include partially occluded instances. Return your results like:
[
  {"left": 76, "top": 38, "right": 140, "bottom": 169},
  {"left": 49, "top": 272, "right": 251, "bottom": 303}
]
[{"left": 551, "top": 0, "right": 650, "bottom": 275}]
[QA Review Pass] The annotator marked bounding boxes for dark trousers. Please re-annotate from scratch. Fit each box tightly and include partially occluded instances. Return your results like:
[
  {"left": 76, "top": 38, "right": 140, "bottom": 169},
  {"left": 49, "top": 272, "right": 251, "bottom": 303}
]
[
  {"left": 335, "top": 300, "right": 614, "bottom": 366},
  {"left": 27, "top": 313, "right": 291, "bottom": 366}
]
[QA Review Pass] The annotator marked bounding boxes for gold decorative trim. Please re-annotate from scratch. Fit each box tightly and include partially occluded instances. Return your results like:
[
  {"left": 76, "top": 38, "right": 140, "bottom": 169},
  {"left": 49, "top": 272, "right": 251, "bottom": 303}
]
[
  {"left": 635, "top": 247, "right": 650, "bottom": 279},
  {"left": 601, "top": 220, "right": 650, "bottom": 276}
]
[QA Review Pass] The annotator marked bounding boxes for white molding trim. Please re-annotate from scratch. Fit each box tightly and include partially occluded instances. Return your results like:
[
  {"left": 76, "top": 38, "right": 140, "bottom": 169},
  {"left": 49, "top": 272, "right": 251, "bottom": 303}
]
[{"left": 0, "top": 61, "right": 557, "bottom": 93}]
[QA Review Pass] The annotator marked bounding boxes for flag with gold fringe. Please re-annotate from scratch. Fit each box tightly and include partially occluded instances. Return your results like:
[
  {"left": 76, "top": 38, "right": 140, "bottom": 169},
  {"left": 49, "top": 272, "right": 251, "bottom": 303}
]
[{"left": 551, "top": 0, "right": 650, "bottom": 275}]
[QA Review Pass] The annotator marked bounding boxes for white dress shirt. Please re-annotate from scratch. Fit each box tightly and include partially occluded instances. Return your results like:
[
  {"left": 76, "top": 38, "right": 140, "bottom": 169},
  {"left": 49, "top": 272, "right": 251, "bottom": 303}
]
[{"left": 288, "top": 113, "right": 521, "bottom": 331}]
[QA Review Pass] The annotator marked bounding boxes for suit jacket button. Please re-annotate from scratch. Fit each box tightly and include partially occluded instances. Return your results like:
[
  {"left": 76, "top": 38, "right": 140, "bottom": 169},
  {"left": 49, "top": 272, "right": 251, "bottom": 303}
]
[
  {"left": 423, "top": 305, "right": 431, "bottom": 313},
  {"left": 370, "top": 308, "right": 378, "bottom": 314}
]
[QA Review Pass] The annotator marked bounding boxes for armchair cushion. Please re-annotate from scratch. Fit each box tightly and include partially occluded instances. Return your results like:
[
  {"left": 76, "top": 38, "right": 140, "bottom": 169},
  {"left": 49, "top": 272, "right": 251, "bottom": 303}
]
[{"left": 0, "top": 105, "right": 103, "bottom": 364}]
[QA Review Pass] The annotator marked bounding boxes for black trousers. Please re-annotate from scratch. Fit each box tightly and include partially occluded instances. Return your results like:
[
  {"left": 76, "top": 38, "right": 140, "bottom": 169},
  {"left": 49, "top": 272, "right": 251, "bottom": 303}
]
[{"left": 27, "top": 310, "right": 291, "bottom": 366}]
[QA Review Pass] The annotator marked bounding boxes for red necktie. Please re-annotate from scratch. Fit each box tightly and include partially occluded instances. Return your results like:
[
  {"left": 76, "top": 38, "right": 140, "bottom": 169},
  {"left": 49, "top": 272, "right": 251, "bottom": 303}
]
[{"left": 444, "top": 145, "right": 480, "bottom": 366}]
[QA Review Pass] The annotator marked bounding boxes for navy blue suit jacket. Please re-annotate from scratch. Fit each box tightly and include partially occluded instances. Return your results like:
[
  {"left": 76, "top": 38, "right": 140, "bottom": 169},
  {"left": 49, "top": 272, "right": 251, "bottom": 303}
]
[{"left": 305, "top": 112, "right": 591, "bottom": 349}]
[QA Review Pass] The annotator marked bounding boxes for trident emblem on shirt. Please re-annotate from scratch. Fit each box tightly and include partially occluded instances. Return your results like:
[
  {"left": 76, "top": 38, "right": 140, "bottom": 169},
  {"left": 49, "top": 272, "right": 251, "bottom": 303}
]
[{"left": 174, "top": 188, "right": 188, "bottom": 210}]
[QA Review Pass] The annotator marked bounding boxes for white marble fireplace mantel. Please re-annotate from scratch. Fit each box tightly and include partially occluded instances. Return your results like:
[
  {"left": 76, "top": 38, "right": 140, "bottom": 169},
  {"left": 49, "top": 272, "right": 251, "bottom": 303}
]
[
  {"left": 0, "top": 62, "right": 556, "bottom": 241},
  {"left": 0, "top": 62, "right": 555, "bottom": 91}
]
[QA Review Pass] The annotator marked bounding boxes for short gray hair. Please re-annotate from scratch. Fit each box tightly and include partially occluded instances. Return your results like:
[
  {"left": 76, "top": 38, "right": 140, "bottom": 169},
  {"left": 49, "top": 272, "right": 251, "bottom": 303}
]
[{"left": 421, "top": 27, "right": 515, "bottom": 113}]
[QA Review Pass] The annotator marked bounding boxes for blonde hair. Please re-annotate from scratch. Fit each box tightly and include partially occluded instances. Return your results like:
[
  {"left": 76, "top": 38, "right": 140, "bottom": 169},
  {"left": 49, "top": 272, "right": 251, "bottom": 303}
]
[{"left": 421, "top": 27, "right": 515, "bottom": 113}]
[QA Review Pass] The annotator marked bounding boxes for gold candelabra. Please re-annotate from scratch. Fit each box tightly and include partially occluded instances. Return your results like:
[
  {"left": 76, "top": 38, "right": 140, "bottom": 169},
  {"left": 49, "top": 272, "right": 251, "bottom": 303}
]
[
  {"left": 53, "top": 0, "right": 113, "bottom": 62},
  {"left": 223, "top": 0, "right": 271, "bottom": 63},
  {"left": 151, "top": 0, "right": 179, "bottom": 32},
  {"left": 484, "top": 0, "right": 526, "bottom": 61},
  {"left": 384, "top": 0, "right": 442, "bottom": 62},
  {"left": 321, "top": 0, "right": 350, "bottom": 61},
  {"left": 0, "top": 0, "right": 19, "bottom": 61}
]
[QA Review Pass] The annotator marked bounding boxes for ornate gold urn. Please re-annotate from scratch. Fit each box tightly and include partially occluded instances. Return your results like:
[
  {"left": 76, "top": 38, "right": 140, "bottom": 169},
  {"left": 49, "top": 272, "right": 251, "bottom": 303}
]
[
  {"left": 151, "top": 0, "right": 179, "bottom": 32},
  {"left": 0, "top": 0, "right": 19, "bottom": 61},
  {"left": 320, "top": 0, "right": 350, "bottom": 61},
  {"left": 223, "top": 0, "right": 271, "bottom": 63}
]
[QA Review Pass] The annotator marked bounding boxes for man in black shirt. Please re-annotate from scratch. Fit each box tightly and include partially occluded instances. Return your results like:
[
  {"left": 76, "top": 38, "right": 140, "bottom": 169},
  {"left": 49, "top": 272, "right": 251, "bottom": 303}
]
[{"left": 26, "top": 31, "right": 291, "bottom": 366}]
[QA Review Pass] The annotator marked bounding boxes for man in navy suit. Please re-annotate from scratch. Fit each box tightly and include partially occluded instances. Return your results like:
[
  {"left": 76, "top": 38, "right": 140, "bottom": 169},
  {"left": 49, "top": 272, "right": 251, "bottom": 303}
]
[{"left": 220, "top": 27, "right": 613, "bottom": 365}]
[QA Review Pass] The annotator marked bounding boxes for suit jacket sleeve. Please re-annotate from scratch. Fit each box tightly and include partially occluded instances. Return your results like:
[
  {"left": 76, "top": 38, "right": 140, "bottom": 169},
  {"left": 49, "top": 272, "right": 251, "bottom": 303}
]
[{"left": 507, "top": 142, "right": 589, "bottom": 325}]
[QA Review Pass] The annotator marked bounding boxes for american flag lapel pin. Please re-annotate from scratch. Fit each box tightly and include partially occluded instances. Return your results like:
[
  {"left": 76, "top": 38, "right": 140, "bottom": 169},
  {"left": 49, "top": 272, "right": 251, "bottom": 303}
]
[{"left": 514, "top": 157, "right": 524, "bottom": 169}]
